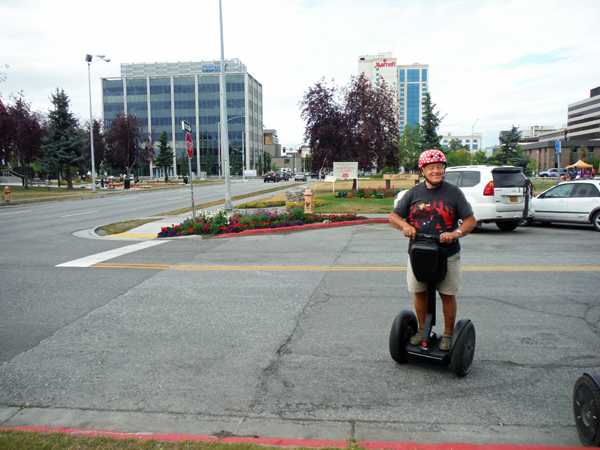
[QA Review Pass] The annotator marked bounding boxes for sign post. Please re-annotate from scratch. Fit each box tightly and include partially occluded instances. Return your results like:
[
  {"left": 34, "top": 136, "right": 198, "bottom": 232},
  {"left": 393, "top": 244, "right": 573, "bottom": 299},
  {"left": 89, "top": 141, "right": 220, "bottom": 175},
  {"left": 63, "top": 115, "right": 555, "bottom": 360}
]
[
  {"left": 555, "top": 140, "right": 562, "bottom": 182},
  {"left": 183, "top": 121, "right": 196, "bottom": 221}
]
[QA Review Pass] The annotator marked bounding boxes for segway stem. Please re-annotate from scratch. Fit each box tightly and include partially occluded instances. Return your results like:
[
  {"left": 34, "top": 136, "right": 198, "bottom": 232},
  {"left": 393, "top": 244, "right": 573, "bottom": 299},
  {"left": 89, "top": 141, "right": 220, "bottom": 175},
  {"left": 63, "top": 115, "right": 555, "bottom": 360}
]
[{"left": 421, "top": 282, "right": 437, "bottom": 347}]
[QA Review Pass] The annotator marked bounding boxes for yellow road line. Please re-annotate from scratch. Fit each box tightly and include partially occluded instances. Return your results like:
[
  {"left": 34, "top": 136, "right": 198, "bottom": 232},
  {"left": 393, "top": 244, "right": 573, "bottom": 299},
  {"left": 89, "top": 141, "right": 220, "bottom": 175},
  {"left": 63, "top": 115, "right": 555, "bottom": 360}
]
[{"left": 89, "top": 263, "right": 600, "bottom": 271}]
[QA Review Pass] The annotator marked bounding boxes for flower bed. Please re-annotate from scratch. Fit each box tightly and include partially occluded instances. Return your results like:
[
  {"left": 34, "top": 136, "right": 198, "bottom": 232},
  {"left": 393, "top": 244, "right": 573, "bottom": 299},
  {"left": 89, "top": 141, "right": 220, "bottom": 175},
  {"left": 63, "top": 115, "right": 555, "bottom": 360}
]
[
  {"left": 157, "top": 209, "right": 367, "bottom": 238},
  {"left": 337, "top": 187, "right": 399, "bottom": 199}
]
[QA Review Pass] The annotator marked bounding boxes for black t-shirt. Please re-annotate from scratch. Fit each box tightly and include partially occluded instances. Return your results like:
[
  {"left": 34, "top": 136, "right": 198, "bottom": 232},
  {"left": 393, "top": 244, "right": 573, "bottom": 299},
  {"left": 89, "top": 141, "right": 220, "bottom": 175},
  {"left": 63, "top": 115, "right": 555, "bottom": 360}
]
[{"left": 392, "top": 180, "right": 473, "bottom": 257}]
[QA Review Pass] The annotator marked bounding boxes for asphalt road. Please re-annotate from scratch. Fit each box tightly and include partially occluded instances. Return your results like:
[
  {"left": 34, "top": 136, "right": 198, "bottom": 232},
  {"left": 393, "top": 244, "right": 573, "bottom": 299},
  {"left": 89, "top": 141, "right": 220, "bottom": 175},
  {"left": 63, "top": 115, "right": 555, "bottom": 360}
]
[{"left": 0, "top": 195, "right": 599, "bottom": 446}]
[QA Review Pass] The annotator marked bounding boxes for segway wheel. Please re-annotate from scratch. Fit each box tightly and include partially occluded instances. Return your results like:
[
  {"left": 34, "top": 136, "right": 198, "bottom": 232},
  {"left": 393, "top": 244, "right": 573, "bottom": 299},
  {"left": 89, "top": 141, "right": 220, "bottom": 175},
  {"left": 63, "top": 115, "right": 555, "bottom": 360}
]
[
  {"left": 389, "top": 310, "right": 417, "bottom": 364},
  {"left": 573, "top": 373, "right": 600, "bottom": 447},
  {"left": 450, "top": 321, "right": 475, "bottom": 377}
]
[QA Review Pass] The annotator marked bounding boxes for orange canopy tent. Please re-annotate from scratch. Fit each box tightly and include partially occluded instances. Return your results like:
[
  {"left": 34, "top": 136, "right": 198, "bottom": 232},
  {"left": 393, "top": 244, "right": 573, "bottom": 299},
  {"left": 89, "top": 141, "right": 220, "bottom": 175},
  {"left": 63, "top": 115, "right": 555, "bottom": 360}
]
[{"left": 567, "top": 160, "right": 593, "bottom": 169}]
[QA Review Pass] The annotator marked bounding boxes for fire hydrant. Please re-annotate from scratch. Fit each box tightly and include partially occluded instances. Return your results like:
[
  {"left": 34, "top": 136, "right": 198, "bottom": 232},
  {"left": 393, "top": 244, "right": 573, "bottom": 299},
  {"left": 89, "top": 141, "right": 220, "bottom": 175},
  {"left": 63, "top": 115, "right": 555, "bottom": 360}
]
[
  {"left": 4, "top": 186, "right": 12, "bottom": 204},
  {"left": 303, "top": 188, "right": 313, "bottom": 213}
]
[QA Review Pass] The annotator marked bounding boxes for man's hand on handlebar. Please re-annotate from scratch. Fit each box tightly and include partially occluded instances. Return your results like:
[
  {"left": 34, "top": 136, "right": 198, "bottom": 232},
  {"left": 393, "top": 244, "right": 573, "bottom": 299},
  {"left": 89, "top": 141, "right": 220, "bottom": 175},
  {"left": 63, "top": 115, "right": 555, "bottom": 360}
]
[
  {"left": 402, "top": 224, "right": 417, "bottom": 239},
  {"left": 439, "top": 232, "right": 458, "bottom": 244}
]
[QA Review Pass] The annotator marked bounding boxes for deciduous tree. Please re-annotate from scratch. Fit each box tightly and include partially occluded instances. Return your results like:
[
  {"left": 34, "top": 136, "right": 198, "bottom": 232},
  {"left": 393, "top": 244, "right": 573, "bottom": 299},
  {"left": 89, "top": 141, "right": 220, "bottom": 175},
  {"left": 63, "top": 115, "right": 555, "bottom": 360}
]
[
  {"left": 395, "top": 125, "right": 421, "bottom": 172},
  {"left": 104, "top": 112, "right": 154, "bottom": 179},
  {"left": 300, "top": 74, "right": 398, "bottom": 173}
]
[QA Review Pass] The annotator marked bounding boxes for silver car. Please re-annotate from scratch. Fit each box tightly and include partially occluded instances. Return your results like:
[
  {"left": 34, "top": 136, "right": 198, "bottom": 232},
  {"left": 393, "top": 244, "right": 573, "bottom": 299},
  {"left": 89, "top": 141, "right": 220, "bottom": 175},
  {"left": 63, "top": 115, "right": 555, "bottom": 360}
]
[{"left": 524, "top": 179, "right": 600, "bottom": 231}]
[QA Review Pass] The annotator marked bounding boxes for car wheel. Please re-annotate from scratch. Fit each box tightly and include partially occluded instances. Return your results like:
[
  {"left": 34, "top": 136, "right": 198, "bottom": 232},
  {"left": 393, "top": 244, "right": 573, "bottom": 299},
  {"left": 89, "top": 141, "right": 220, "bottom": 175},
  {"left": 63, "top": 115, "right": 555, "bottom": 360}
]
[
  {"left": 592, "top": 211, "right": 600, "bottom": 232},
  {"left": 496, "top": 220, "right": 519, "bottom": 231},
  {"left": 517, "top": 218, "right": 532, "bottom": 227}
]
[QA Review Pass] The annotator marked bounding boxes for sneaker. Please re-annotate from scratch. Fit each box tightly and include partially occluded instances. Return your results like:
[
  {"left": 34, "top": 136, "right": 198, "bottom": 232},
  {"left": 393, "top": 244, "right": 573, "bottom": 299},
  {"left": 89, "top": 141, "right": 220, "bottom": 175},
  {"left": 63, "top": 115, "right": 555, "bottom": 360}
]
[
  {"left": 439, "top": 332, "right": 452, "bottom": 351},
  {"left": 409, "top": 328, "right": 424, "bottom": 346}
]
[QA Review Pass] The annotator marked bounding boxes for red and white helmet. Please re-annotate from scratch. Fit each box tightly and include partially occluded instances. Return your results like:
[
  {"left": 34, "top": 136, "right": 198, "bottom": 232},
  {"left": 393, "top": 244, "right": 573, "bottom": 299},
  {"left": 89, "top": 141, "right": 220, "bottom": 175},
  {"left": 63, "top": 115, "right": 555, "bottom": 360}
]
[{"left": 418, "top": 149, "right": 446, "bottom": 169}]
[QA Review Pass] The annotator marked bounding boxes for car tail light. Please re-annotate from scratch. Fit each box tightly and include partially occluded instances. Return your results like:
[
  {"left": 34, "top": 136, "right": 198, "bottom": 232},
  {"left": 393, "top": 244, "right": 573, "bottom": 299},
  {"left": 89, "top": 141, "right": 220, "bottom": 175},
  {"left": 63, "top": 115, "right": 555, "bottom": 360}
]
[{"left": 483, "top": 181, "right": 494, "bottom": 196}]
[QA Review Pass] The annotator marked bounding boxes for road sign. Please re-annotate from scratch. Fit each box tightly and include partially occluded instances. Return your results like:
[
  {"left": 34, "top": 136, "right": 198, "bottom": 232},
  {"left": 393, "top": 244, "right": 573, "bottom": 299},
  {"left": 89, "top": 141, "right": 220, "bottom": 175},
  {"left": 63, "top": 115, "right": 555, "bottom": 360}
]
[
  {"left": 186, "top": 133, "right": 193, "bottom": 158},
  {"left": 182, "top": 120, "right": 192, "bottom": 133},
  {"left": 555, "top": 140, "right": 561, "bottom": 154}
]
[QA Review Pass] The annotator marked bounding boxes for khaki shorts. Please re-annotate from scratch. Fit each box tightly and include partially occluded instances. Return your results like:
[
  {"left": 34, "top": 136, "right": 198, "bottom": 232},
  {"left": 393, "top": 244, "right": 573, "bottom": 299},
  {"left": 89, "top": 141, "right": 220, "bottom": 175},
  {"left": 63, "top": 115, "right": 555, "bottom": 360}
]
[{"left": 407, "top": 252, "right": 462, "bottom": 295}]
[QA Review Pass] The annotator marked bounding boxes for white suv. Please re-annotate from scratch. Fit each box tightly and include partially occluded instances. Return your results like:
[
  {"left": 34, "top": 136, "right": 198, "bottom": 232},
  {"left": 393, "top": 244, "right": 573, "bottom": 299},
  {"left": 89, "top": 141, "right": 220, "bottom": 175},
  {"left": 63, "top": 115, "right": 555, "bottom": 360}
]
[{"left": 444, "top": 165, "right": 534, "bottom": 231}]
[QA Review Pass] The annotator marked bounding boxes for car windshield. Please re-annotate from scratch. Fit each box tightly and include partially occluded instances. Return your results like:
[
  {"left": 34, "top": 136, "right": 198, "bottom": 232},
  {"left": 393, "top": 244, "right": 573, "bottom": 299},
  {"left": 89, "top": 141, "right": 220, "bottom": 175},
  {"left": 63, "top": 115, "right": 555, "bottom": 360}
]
[{"left": 492, "top": 170, "right": 526, "bottom": 187}]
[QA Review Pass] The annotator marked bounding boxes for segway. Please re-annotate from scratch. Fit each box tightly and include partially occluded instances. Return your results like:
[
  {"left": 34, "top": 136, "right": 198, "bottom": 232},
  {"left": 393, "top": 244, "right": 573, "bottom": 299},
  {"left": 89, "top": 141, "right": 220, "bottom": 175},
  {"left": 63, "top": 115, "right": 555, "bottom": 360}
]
[
  {"left": 389, "top": 233, "right": 476, "bottom": 377},
  {"left": 573, "top": 372, "right": 600, "bottom": 447}
]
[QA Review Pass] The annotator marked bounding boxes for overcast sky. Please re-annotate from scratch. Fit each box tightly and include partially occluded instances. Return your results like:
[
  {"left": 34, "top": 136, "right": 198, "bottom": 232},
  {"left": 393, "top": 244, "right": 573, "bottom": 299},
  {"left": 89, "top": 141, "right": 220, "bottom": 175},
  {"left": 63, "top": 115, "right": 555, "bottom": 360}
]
[{"left": 2, "top": 0, "right": 599, "bottom": 149}]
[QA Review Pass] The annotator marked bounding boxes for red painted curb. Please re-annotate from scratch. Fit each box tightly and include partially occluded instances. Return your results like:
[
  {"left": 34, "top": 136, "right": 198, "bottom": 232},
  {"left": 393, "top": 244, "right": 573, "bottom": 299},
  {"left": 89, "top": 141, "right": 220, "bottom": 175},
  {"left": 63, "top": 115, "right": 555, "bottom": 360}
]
[
  {"left": 214, "top": 218, "right": 389, "bottom": 238},
  {"left": 0, "top": 426, "right": 585, "bottom": 449}
]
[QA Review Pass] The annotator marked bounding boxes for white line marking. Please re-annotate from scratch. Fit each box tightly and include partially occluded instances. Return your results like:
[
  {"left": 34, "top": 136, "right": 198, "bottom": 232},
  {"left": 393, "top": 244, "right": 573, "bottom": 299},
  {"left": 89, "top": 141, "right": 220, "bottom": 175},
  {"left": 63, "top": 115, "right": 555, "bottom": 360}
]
[
  {"left": 0, "top": 210, "right": 32, "bottom": 216},
  {"left": 56, "top": 241, "right": 168, "bottom": 267},
  {"left": 166, "top": 197, "right": 183, "bottom": 200},
  {"left": 62, "top": 211, "right": 98, "bottom": 218}
]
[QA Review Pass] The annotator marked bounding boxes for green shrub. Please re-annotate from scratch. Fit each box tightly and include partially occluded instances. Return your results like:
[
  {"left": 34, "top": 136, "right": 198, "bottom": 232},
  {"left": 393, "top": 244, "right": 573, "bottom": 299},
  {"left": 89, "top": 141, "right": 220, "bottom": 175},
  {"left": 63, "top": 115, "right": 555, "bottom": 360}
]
[{"left": 335, "top": 191, "right": 349, "bottom": 198}]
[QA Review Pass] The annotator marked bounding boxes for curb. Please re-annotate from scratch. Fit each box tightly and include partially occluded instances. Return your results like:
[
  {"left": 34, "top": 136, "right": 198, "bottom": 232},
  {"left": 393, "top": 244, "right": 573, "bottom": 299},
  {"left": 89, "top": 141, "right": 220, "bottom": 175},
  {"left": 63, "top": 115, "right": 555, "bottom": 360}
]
[
  {"left": 0, "top": 426, "right": 584, "bottom": 450},
  {"left": 213, "top": 218, "right": 390, "bottom": 238}
]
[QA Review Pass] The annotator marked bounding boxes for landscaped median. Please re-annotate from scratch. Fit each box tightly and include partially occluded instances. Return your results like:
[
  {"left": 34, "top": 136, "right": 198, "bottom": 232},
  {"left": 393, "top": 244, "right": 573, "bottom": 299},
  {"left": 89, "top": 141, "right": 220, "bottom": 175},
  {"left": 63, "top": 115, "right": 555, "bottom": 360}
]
[{"left": 156, "top": 209, "right": 387, "bottom": 238}]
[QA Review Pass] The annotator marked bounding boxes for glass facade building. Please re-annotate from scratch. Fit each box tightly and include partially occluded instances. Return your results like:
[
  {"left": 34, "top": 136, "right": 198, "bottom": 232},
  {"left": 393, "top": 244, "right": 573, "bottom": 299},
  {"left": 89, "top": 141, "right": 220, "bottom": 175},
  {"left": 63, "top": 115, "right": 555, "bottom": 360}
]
[
  {"left": 101, "top": 59, "right": 263, "bottom": 177},
  {"left": 397, "top": 64, "right": 429, "bottom": 133}
]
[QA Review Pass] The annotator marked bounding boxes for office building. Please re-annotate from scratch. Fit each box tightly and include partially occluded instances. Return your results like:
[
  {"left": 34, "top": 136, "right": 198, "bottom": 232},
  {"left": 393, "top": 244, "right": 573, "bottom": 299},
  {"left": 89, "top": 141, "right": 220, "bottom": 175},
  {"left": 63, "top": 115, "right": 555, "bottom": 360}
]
[
  {"left": 101, "top": 59, "right": 263, "bottom": 178},
  {"left": 567, "top": 86, "right": 600, "bottom": 141},
  {"left": 441, "top": 133, "right": 483, "bottom": 152},
  {"left": 358, "top": 52, "right": 429, "bottom": 134}
]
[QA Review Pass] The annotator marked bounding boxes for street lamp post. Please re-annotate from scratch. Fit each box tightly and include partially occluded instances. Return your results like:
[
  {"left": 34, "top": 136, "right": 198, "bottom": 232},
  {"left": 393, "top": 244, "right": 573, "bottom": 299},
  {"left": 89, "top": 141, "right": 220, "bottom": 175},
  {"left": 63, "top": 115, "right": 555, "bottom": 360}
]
[
  {"left": 86, "top": 54, "right": 110, "bottom": 193},
  {"left": 471, "top": 119, "right": 479, "bottom": 165}
]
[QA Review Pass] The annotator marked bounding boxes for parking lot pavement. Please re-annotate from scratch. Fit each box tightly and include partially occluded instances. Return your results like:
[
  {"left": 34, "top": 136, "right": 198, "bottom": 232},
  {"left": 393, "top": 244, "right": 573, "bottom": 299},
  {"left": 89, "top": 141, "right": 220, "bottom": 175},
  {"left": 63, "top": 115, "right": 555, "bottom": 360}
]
[{"left": 1, "top": 221, "right": 598, "bottom": 447}]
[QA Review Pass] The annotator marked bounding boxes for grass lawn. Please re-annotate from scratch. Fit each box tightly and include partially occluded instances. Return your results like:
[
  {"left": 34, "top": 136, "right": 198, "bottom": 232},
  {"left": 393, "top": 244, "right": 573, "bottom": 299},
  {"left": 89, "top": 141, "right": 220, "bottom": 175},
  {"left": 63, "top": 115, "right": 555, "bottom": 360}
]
[{"left": 0, "top": 429, "right": 360, "bottom": 450}]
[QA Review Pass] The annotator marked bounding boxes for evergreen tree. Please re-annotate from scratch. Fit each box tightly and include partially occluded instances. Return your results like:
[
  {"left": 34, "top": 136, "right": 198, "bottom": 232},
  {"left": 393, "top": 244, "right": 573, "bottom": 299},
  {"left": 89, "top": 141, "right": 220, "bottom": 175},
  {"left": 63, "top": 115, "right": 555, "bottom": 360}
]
[
  {"left": 448, "top": 139, "right": 468, "bottom": 152},
  {"left": 154, "top": 131, "right": 173, "bottom": 181},
  {"left": 39, "top": 89, "right": 86, "bottom": 189},
  {"left": 489, "top": 125, "right": 532, "bottom": 176},
  {"left": 179, "top": 153, "right": 188, "bottom": 176},
  {"left": 205, "top": 151, "right": 212, "bottom": 176},
  {"left": 257, "top": 154, "right": 262, "bottom": 176},
  {"left": 420, "top": 92, "right": 444, "bottom": 152}
]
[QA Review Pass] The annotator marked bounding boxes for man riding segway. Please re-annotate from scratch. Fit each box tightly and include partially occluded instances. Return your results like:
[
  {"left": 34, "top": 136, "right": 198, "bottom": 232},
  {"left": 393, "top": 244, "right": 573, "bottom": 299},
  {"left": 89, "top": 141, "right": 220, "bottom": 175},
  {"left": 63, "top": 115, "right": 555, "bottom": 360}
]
[{"left": 389, "top": 149, "right": 477, "bottom": 353}]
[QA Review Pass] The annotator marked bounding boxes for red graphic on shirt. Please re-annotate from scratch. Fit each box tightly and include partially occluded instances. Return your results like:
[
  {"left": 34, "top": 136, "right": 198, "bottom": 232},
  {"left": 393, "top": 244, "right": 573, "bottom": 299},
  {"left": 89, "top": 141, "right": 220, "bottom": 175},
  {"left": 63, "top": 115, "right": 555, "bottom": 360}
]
[{"left": 408, "top": 200, "right": 455, "bottom": 232}]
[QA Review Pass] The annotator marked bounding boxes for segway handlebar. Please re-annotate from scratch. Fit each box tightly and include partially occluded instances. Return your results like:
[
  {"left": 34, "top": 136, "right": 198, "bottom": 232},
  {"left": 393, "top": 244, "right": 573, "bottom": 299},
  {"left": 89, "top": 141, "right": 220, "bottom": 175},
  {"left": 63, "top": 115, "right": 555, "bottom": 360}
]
[{"left": 414, "top": 233, "right": 441, "bottom": 242}]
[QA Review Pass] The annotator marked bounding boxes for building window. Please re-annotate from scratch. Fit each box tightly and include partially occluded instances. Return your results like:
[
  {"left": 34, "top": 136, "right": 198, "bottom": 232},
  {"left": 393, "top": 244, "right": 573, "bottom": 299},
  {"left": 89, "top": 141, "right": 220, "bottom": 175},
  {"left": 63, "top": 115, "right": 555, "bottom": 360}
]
[
  {"left": 399, "top": 70, "right": 405, "bottom": 82},
  {"left": 422, "top": 69, "right": 427, "bottom": 82},
  {"left": 407, "top": 69, "right": 419, "bottom": 82},
  {"left": 473, "top": 144, "right": 478, "bottom": 150},
  {"left": 444, "top": 140, "right": 448, "bottom": 143}
]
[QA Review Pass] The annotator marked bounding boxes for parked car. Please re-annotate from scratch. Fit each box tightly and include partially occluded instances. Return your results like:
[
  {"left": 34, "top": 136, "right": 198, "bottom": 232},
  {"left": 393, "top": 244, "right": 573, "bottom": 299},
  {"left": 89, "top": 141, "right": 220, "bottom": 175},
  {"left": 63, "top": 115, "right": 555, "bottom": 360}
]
[
  {"left": 295, "top": 172, "right": 308, "bottom": 181},
  {"left": 444, "top": 165, "right": 534, "bottom": 231},
  {"left": 520, "top": 180, "right": 600, "bottom": 231},
  {"left": 394, "top": 165, "right": 534, "bottom": 231},
  {"left": 277, "top": 171, "right": 289, "bottom": 181},
  {"left": 263, "top": 171, "right": 279, "bottom": 183},
  {"left": 539, "top": 168, "right": 559, "bottom": 178}
]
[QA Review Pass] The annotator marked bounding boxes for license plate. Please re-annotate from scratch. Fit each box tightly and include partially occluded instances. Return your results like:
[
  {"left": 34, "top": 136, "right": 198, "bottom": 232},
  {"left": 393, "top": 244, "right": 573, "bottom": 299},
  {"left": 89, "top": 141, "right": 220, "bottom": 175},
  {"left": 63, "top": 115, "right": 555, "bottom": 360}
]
[{"left": 509, "top": 196, "right": 519, "bottom": 203}]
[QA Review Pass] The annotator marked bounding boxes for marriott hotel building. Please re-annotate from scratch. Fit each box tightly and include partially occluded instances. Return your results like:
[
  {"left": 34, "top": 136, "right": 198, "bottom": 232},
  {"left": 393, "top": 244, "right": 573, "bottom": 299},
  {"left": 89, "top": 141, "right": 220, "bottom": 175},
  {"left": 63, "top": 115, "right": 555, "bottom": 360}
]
[
  {"left": 101, "top": 59, "right": 263, "bottom": 178},
  {"left": 358, "top": 52, "right": 429, "bottom": 134}
]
